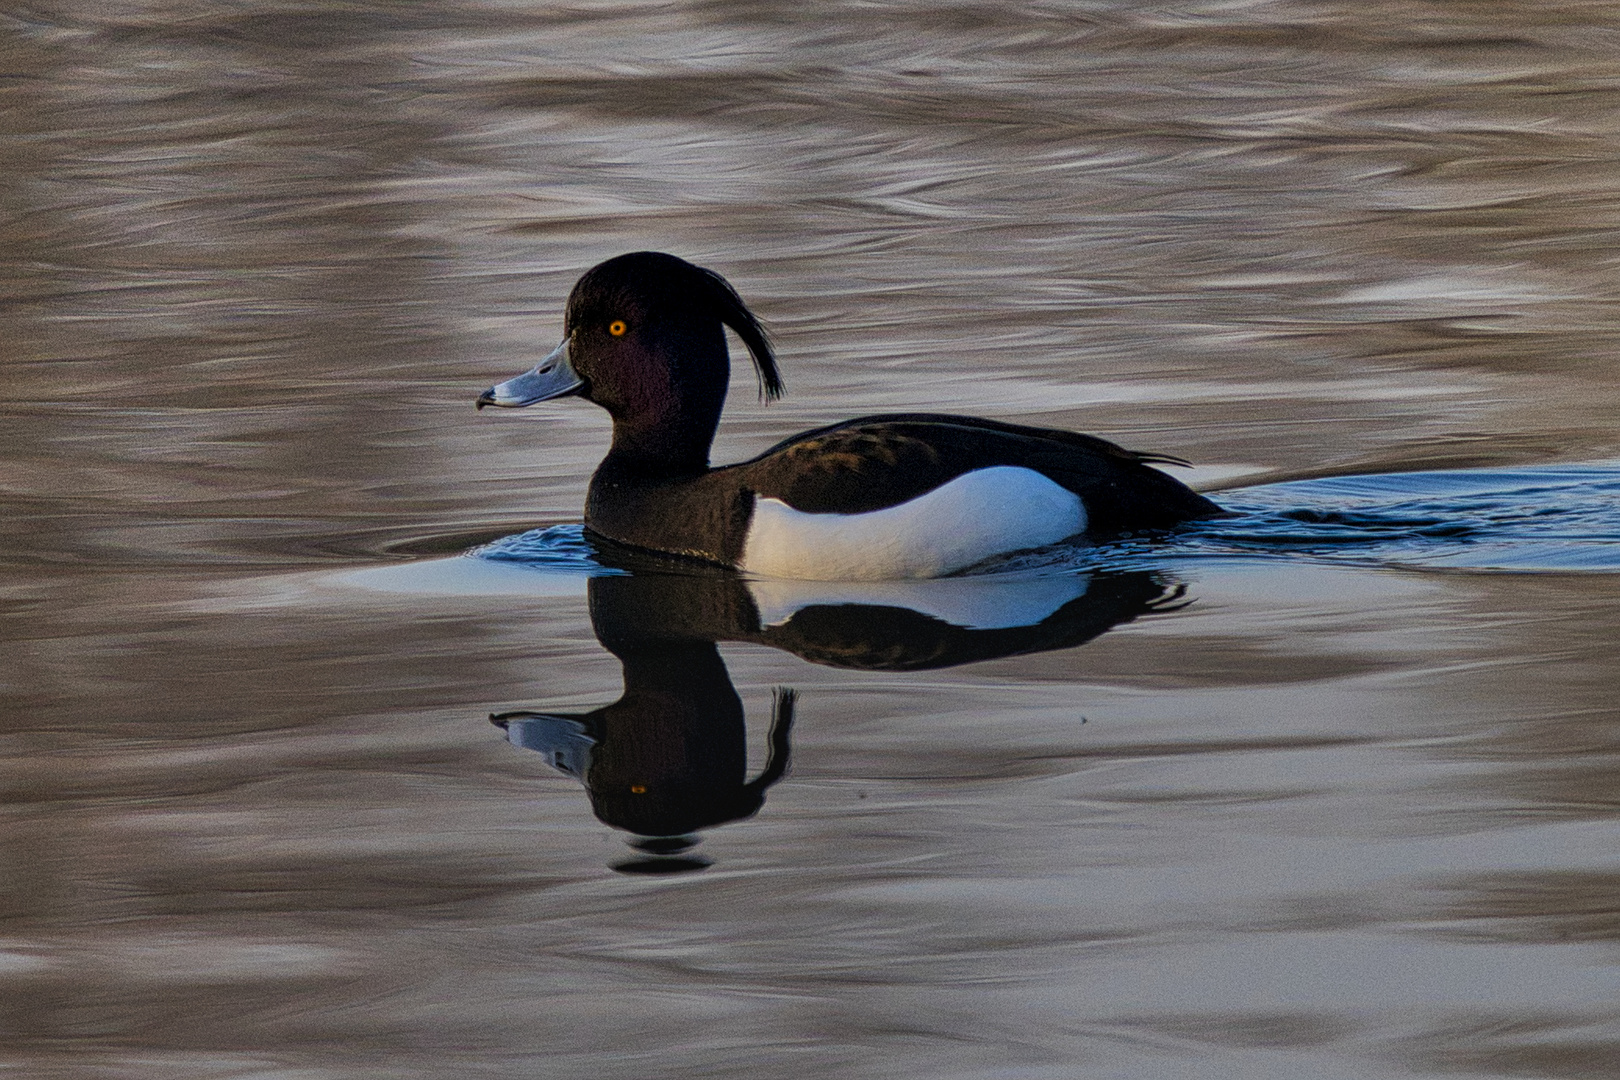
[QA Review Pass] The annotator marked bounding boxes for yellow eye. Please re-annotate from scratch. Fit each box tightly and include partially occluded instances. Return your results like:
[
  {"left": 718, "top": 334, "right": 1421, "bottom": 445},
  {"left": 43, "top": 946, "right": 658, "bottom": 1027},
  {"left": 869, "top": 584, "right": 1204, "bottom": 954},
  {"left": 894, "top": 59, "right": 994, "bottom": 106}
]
[
  {"left": 630, "top": 784, "right": 646, "bottom": 794},
  {"left": 608, "top": 320, "right": 627, "bottom": 337}
]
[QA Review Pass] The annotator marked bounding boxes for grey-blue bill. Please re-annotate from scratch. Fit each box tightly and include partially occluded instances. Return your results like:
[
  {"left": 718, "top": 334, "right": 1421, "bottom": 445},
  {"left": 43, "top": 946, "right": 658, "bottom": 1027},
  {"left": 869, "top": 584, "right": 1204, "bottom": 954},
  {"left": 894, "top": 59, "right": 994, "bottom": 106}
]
[{"left": 476, "top": 339, "right": 583, "bottom": 408}]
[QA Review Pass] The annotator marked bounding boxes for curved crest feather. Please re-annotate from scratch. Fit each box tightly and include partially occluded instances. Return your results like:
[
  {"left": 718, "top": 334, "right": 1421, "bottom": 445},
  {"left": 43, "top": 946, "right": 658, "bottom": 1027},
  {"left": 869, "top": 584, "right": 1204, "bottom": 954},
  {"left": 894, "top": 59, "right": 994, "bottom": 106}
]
[{"left": 696, "top": 264, "right": 782, "bottom": 403}]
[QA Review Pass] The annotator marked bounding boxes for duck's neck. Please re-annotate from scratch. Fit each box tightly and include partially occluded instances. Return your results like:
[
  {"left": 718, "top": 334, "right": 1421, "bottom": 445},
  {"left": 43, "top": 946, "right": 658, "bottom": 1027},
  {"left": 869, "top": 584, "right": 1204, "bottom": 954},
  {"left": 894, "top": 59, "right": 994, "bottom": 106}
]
[
  {"left": 601, "top": 408, "right": 718, "bottom": 478},
  {"left": 598, "top": 346, "right": 727, "bottom": 478}
]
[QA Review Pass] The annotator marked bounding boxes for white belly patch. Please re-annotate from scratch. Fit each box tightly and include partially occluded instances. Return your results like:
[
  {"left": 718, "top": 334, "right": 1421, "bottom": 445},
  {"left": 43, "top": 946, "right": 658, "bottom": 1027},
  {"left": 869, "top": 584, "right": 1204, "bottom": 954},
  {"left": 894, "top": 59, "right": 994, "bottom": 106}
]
[{"left": 738, "top": 466, "right": 1086, "bottom": 581}]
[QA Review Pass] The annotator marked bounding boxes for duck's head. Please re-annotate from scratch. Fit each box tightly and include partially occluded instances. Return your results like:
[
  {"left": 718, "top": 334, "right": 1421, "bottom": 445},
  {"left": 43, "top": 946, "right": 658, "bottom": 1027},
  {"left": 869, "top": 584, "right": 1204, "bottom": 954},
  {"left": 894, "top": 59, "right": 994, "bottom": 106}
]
[{"left": 478, "top": 253, "right": 780, "bottom": 465}]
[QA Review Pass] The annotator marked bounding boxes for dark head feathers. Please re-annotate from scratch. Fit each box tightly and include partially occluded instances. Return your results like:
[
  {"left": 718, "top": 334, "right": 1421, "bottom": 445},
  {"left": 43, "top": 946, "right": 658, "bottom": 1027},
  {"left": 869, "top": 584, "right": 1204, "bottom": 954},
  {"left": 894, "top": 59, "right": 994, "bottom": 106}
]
[{"left": 569, "top": 252, "right": 782, "bottom": 403}]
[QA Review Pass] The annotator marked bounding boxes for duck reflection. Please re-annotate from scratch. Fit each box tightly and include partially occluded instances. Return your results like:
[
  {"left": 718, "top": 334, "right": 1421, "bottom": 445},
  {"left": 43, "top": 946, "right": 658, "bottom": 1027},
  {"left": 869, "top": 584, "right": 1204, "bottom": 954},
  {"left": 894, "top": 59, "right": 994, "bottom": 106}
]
[{"left": 495, "top": 567, "right": 1183, "bottom": 873}]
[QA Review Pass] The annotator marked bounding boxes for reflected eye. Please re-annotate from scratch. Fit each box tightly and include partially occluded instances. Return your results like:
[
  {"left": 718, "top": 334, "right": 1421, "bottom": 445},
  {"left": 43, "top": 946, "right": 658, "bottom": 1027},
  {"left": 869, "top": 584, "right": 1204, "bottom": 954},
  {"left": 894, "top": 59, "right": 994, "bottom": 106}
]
[
  {"left": 608, "top": 320, "right": 627, "bottom": 337},
  {"left": 630, "top": 784, "right": 646, "bottom": 794}
]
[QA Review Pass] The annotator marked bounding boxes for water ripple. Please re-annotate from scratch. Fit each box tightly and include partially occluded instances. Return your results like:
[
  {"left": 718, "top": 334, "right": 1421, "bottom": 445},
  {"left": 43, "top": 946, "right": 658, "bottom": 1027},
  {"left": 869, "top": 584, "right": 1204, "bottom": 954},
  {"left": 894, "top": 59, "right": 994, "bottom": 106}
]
[
  {"left": 1169, "top": 462, "right": 1620, "bottom": 573},
  {"left": 471, "top": 523, "right": 617, "bottom": 574}
]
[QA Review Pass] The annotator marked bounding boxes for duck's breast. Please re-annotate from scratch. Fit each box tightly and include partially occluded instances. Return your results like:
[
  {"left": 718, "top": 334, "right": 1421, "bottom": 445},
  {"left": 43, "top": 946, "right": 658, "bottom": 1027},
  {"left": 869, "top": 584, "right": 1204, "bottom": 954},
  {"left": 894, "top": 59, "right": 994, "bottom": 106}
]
[{"left": 739, "top": 465, "right": 1085, "bottom": 580}]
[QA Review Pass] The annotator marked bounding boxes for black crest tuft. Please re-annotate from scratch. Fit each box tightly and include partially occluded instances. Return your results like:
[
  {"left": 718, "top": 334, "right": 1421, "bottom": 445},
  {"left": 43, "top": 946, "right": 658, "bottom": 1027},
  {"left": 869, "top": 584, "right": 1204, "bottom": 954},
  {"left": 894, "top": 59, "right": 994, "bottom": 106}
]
[{"left": 692, "top": 263, "right": 781, "bottom": 403}]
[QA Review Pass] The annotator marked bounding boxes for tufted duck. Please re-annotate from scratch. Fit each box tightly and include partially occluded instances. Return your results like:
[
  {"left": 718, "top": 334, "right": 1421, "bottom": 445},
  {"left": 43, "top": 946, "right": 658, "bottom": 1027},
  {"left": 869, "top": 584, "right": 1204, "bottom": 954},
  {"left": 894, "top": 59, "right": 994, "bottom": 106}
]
[{"left": 477, "top": 252, "right": 1221, "bottom": 579}]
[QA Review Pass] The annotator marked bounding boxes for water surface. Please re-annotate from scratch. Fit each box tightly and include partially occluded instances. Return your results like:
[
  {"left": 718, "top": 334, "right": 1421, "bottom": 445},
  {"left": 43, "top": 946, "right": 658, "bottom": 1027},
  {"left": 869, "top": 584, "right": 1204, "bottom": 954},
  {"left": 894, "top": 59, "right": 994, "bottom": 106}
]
[{"left": 5, "top": 3, "right": 1620, "bottom": 1078}]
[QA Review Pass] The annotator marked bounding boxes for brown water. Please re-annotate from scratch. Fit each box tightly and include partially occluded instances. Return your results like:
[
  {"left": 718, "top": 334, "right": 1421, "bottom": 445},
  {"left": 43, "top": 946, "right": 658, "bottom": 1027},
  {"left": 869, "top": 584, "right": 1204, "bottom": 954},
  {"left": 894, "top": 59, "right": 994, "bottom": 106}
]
[{"left": 6, "top": 2, "right": 1620, "bottom": 1077}]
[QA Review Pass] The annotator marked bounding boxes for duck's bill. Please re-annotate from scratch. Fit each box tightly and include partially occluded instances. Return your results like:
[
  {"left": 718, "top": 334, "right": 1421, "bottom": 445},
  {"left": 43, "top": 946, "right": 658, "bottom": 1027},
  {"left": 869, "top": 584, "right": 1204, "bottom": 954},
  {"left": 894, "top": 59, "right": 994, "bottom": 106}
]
[
  {"left": 490, "top": 710, "right": 594, "bottom": 779},
  {"left": 476, "top": 339, "right": 583, "bottom": 408}
]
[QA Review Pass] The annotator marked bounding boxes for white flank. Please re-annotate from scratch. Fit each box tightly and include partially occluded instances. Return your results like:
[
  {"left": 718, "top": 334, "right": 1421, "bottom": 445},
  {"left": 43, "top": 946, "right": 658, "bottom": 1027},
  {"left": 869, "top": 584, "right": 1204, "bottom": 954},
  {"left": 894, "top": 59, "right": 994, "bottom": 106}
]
[
  {"left": 739, "top": 466, "right": 1086, "bottom": 581},
  {"left": 747, "top": 573, "right": 1092, "bottom": 630}
]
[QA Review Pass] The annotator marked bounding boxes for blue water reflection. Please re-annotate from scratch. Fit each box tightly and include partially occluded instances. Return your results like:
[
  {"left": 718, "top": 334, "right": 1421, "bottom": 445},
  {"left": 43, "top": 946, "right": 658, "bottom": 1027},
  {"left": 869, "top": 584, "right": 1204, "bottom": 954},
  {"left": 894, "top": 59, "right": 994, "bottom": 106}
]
[{"left": 1182, "top": 462, "right": 1620, "bottom": 573}]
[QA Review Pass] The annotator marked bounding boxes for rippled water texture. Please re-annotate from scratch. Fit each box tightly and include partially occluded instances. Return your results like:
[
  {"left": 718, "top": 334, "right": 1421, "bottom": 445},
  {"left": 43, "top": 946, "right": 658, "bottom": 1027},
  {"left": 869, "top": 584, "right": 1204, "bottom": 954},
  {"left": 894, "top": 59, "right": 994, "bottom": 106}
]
[{"left": 6, "top": 3, "right": 1620, "bottom": 1078}]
